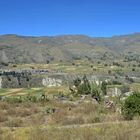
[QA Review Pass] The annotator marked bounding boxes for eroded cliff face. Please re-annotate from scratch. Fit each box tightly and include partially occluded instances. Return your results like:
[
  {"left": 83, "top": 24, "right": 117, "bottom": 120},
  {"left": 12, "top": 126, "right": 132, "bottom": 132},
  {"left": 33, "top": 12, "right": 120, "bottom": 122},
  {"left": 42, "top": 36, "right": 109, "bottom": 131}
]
[
  {"left": 0, "top": 75, "right": 63, "bottom": 88},
  {"left": 0, "top": 72, "right": 116, "bottom": 89},
  {"left": 42, "top": 77, "right": 62, "bottom": 87},
  {"left": 0, "top": 77, "right": 2, "bottom": 89}
]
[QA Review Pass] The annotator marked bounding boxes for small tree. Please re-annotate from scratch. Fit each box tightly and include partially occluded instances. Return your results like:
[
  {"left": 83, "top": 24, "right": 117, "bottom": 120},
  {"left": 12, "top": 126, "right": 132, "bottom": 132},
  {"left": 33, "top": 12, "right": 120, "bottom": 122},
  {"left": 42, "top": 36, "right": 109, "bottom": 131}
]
[{"left": 121, "top": 91, "right": 140, "bottom": 120}]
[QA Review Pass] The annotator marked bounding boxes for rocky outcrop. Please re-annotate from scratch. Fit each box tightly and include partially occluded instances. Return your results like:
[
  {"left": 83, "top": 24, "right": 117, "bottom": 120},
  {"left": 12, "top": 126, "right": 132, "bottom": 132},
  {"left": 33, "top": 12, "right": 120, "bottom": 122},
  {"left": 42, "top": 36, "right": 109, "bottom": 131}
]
[
  {"left": 42, "top": 77, "right": 62, "bottom": 87},
  {"left": 0, "top": 77, "right": 2, "bottom": 89},
  {"left": 0, "top": 75, "right": 63, "bottom": 88}
]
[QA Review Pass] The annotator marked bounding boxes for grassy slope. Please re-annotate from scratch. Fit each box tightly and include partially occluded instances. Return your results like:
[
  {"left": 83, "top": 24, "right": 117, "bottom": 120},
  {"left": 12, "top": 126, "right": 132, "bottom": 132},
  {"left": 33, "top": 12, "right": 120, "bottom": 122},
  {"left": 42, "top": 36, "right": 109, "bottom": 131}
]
[{"left": 1, "top": 120, "right": 140, "bottom": 140}]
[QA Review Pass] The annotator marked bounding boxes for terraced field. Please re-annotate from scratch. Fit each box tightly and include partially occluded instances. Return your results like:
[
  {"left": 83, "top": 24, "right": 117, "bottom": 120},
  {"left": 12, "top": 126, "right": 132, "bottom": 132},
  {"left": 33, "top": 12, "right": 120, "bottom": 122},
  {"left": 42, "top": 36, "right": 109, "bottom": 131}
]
[{"left": 0, "top": 86, "right": 69, "bottom": 98}]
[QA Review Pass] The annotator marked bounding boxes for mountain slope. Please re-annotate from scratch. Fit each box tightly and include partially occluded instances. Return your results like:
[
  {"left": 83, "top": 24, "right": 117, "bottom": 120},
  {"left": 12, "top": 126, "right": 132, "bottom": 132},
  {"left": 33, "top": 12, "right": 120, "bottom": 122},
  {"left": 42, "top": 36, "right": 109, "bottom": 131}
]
[{"left": 0, "top": 33, "right": 140, "bottom": 64}]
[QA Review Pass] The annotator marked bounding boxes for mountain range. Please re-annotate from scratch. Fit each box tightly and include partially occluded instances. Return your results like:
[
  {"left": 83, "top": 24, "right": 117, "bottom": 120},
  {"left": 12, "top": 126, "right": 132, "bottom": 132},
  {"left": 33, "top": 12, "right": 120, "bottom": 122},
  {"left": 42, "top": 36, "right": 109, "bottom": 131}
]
[{"left": 0, "top": 33, "right": 140, "bottom": 64}]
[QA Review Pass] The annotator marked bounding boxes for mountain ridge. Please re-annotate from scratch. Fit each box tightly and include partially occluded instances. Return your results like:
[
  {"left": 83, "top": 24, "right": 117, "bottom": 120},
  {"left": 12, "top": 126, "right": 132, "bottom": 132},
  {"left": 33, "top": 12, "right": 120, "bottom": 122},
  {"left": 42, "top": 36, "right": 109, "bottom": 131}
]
[{"left": 0, "top": 33, "right": 140, "bottom": 64}]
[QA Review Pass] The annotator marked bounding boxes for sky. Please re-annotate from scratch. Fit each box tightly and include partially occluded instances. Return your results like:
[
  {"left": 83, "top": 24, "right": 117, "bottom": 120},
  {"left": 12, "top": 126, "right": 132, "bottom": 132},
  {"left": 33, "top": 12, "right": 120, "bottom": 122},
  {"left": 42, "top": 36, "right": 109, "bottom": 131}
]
[{"left": 0, "top": 0, "right": 140, "bottom": 37}]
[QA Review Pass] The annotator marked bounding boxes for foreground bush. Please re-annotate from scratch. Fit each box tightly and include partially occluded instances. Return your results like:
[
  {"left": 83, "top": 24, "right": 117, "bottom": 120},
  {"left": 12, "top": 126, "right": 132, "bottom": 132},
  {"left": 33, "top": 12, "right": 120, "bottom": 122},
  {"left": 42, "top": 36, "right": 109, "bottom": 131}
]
[
  {"left": 121, "top": 91, "right": 140, "bottom": 120},
  {"left": 70, "top": 75, "right": 104, "bottom": 102}
]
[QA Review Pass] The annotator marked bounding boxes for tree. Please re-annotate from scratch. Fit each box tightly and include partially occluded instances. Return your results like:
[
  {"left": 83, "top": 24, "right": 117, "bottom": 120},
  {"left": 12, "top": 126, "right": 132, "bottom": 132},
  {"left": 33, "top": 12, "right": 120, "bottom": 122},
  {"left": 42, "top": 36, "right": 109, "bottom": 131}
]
[{"left": 121, "top": 91, "right": 140, "bottom": 120}]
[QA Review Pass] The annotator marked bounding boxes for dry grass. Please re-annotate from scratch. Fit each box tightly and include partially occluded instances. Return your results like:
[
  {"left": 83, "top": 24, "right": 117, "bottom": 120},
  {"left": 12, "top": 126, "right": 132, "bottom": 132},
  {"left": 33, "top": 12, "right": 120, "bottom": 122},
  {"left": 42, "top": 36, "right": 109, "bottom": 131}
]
[
  {"left": 0, "top": 101, "right": 10, "bottom": 110},
  {"left": 0, "top": 99, "right": 122, "bottom": 127},
  {"left": 0, "top": 111, "right": 8, "bottom": 122},
  {"left": 5, "top": 117, "right": 23, "bottom": 127},
  {"left": 2, "top": 121, "right": 137, "bottom": 140},
  {"left": 0, "top": 98, "right": 140, "bottom": 140}
]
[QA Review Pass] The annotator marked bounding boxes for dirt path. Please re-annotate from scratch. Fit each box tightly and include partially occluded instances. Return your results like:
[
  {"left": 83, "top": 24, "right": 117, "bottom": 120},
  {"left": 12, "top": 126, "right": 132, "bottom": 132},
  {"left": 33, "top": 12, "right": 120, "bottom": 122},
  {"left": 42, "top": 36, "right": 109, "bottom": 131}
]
[
  {"left": 1, "top": 120, "right": 138, "bottom": 132},
  {"left": 6, "top": 89, "right": 23, "bottom": 96},
  {"left": 54, "top": 120, "right": 138, "bottom": 129},
  {"left": 30, "top": 120, "right": 137, "bottom": 131}
]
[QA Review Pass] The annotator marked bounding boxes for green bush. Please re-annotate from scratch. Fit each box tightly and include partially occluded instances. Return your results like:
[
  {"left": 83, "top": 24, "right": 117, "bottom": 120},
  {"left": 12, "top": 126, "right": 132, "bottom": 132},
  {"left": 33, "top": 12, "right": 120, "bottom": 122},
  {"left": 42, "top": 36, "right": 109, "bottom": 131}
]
[
  {"left": 121, "top": 91, "right": 140, "bottom": 120},
  {"left": 90, "top": 82, "right": 102, "bottom": 102},
  {"left": 70, "top": 75, "right": 103, "bottom": 102},
  {"left": 101, "top": 81, "right": 107, "bottom": 95}
]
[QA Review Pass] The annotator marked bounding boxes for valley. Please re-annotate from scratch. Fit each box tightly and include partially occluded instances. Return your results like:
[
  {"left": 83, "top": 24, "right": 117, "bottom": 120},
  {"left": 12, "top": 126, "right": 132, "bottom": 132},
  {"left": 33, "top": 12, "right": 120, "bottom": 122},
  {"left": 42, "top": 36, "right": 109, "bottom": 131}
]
[{"left": 0, "top": 33, "right": 140, "bottom": 140}]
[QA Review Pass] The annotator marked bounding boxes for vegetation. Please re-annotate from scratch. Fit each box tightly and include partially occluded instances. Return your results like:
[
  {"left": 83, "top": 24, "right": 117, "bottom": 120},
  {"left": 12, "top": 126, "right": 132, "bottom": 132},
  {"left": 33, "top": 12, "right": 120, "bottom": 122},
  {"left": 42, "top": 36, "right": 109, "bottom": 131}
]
[
  {"left": 0, "top": 121, "right": 140, "bottom": 140},
  {"left": 70, "top": 75, "right": 105, "bottom": 102},
  {"left": 121, "top": 91, "right": 140, "bottom": 120},
  {"left": 0, "top": 79, "right": 139, "bottom": 139},
  {"left": 0, "top": 33, "right": 140, "bottom": 140}
]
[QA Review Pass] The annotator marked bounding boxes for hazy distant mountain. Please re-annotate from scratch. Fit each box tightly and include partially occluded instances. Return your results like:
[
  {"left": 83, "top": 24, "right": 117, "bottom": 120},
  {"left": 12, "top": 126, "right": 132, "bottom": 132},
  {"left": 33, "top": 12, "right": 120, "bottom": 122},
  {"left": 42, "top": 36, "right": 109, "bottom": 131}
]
[{"left": 0, "top": 33, "right": 140, "bottom": 64}]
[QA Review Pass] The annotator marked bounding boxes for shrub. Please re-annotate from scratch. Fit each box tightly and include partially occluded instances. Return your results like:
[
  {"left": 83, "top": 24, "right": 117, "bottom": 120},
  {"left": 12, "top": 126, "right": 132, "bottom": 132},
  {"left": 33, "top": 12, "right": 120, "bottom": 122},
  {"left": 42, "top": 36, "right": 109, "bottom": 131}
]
[
  {"left": 121, "top": 91, "right": 140, "bottom": 120},
  {"left": 70, "top": 75, "right": 103, "bottom": 102},
  {"left": 112, "top": 80, "right": 122, "bottom": 85},
  {"left": 120, "top": 85, "right": 130, "bottom": 93},
  {"left": 101, "top": 81, "right": 107, "bottom": 95},
  {"left": 90, "top": 82, "right": 102, "bottom": 102},
  {"left": 4, "top": 97, "right": 22, "bottom": 104}
]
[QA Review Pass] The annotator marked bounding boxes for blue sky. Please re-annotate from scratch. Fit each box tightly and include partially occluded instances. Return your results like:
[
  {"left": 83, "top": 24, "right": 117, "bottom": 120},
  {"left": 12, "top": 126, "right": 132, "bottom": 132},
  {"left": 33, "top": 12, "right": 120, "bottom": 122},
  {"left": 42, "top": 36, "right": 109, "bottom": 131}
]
[{"left": 0, "top": 0, "right": 140, "bottom": 37}]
